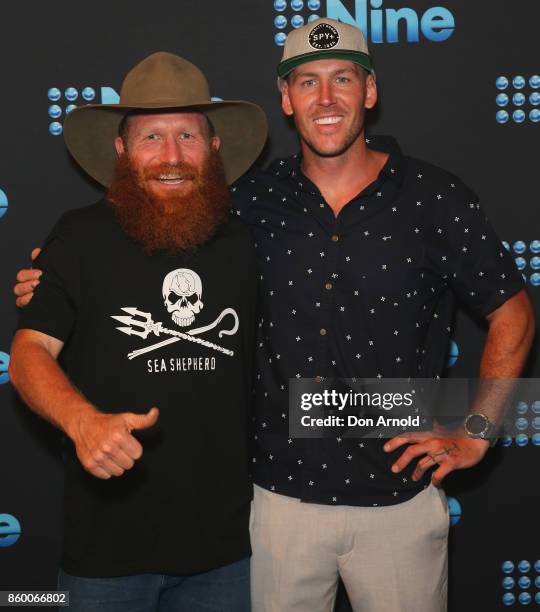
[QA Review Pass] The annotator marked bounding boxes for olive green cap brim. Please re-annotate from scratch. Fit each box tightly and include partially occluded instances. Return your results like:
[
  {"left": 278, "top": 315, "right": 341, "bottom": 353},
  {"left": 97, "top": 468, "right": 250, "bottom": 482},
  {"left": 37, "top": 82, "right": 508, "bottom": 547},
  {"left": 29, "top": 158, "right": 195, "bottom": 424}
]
[{"left": 277, "top": 50, "right": 373, "bottom": 79}]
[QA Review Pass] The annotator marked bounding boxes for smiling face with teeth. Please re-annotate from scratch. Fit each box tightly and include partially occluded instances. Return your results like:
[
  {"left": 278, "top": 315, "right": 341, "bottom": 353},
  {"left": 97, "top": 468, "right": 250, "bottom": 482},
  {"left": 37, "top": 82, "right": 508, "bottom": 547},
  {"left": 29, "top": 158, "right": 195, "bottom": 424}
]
[
  {"left": 114, "top": 111, "right": 220, "bottom": 201},
  {"left": 107, "top": 110, "right": 232, "bottom": 254},
  {"left": 281, "top": 59, "right": 377, "bottom": 160}
]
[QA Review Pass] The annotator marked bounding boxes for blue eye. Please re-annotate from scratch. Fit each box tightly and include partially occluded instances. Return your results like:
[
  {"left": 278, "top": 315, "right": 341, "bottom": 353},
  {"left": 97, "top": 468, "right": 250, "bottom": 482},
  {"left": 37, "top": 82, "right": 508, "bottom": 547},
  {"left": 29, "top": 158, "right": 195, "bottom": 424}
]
[{"left": 179, "top": 132, "right": 193, "bottom": 140}]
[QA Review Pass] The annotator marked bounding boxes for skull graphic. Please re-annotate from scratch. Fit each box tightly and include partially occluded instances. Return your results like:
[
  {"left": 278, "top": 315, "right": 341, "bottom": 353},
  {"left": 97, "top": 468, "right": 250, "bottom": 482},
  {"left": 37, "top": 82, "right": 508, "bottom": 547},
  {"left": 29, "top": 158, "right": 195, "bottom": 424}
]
[{"left": 162, "top": 269, "right": 204, "bottom": 328}]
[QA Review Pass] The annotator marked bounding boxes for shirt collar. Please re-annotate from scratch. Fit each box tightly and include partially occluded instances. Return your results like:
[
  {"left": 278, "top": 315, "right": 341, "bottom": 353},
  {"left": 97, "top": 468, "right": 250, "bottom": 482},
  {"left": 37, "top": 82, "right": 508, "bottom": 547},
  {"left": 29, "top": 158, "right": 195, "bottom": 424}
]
[{"left": 267, "top": 135, "right": 405, "bottom": 193}]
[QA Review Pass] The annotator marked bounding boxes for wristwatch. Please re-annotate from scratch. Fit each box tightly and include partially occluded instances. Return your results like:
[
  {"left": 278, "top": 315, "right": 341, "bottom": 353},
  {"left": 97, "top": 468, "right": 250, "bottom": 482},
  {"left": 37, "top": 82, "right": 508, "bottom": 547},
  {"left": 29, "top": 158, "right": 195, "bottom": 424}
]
[{"left": 464, "top": 413, "right": 498, "bottom": 447}]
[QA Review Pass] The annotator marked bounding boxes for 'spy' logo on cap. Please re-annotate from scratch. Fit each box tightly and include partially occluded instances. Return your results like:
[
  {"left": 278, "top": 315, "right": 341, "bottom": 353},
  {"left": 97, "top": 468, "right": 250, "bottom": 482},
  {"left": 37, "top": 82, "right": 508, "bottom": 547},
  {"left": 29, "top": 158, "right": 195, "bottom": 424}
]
[{"left": 308, "top": 23, "right": 340, "bottom": 50}]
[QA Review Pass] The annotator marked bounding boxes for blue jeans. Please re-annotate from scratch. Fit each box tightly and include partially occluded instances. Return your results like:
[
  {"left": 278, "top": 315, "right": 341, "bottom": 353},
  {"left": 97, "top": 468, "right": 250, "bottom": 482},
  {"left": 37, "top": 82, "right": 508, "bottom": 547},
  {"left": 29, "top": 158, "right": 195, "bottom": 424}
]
[{"left": 57, "top": 557, "right": 250, "bottom": 612}]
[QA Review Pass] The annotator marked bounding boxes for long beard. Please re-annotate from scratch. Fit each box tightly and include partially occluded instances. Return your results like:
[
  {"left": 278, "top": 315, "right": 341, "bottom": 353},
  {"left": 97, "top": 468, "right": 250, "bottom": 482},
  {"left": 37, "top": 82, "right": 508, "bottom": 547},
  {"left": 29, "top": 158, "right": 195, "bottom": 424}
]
[{"left": 107, "top": 151, "right": 231, "bottom": 254}]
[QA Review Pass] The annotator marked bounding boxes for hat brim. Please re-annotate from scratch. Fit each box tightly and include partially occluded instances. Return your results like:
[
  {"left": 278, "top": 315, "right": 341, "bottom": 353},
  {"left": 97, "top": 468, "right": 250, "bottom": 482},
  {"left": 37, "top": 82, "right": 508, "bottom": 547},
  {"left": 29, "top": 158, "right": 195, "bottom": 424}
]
[
  {"left": 277, "top": 50, "right": 373, "bottom": 79},
  {"left": 63, "top": 100, "right": 268, "bottom": 187}
]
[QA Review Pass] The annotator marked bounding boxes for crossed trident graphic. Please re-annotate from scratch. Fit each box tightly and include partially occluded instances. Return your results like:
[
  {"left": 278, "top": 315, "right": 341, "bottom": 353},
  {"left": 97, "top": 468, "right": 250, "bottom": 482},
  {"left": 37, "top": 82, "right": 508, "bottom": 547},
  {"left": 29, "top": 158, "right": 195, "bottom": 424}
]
[{"left": 111, "top": 307, "right": 239, "bottom": 360}]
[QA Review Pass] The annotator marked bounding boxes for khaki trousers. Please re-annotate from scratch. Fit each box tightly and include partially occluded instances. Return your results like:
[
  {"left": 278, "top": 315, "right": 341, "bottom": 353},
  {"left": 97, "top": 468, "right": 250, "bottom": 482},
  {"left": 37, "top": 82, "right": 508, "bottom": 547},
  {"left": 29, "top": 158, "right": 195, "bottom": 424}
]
[{"left": 250, "top": 483, "right": 449, "bottom": 612}]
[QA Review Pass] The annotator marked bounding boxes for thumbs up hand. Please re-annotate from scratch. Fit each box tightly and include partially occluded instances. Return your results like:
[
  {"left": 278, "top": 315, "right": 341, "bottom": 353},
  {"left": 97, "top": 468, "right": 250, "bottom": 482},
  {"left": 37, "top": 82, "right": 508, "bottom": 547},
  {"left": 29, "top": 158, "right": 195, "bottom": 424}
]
[{"left": 69, "top": 407, "right": 160, "bottom": 479}]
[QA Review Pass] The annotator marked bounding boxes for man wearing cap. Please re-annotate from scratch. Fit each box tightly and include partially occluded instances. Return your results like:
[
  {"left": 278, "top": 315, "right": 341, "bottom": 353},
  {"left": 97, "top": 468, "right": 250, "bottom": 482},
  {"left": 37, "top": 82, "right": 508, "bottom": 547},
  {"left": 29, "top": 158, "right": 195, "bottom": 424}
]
[
  {"left": 14, "top": 17, "right": 534, "bottom": 612},
  {"left": 9, "top": 52, "right": 266, "bottom": 611},
  {"left": 231, "top": 17, "right": 533, "bottom": 612}
]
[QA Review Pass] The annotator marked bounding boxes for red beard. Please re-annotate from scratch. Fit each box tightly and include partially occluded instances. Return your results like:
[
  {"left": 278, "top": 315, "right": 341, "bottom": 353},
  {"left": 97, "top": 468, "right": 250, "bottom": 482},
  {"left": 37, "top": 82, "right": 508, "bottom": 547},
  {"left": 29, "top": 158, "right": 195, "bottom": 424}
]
[{"left": 107, "top": 150, "right": 231, "bottom": 254}]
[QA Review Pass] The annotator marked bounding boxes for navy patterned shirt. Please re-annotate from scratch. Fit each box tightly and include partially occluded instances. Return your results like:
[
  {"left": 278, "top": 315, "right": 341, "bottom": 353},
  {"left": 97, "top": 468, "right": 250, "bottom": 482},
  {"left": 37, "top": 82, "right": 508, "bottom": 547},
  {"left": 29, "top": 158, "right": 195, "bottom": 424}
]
[{"left": 232, "top": 136, "right": 524, "bottom": 506}]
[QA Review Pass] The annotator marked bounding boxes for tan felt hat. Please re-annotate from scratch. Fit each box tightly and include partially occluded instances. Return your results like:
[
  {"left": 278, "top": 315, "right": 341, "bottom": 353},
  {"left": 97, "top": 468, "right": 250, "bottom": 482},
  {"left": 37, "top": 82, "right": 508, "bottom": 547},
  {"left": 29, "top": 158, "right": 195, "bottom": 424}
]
[
  {"left": 277, "top": 17, "right": 373, "bottom": 80},
  {"left": 63, "top": 52, "right": 268, "bottom": 186}
]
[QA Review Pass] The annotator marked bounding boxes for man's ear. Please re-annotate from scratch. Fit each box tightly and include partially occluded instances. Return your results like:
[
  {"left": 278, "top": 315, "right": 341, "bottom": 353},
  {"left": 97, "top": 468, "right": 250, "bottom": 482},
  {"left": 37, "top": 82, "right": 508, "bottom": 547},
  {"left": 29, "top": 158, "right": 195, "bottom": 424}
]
[
  {"left": 114, "top": 136, "right": 126, "bottom": 157},
  {"left": 281, "top": 80, "right": 294, "bottom": 117},
  {"left": 211, "top": 135, "right": 221, "bottom": 152},
  {"left": 364, "top": 74, "right": 378, "bottom": 110}
]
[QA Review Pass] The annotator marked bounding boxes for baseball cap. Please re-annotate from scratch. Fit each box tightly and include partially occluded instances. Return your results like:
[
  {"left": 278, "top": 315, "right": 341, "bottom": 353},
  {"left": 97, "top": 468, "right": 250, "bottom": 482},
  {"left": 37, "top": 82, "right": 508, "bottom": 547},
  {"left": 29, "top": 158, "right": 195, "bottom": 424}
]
[{"left": 277, "top": 17, "right": 374, "bottom": 81}]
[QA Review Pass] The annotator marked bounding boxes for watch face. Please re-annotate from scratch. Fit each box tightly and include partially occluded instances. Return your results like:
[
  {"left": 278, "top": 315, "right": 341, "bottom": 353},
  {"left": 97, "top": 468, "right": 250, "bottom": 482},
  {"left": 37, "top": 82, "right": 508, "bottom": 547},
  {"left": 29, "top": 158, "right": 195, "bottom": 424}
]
[{"left": 467, "top": 414, "right": 488, "bottom": 435}]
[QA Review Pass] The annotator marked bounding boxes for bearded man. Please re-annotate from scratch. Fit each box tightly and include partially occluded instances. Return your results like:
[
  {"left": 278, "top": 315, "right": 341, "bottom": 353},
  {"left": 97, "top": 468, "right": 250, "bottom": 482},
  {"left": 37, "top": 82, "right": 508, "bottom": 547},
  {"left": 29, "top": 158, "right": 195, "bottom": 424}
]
[{"left": 8, "top": 52, "right": 267, "bottom": 612}]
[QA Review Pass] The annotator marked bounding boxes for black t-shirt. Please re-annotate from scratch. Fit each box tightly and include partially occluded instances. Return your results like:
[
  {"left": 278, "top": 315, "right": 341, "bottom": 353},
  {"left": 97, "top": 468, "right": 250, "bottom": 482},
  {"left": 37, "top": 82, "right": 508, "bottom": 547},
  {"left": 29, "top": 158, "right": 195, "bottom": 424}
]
[{"left": 17, "top": 199, "right": 257, "bottom": 577}]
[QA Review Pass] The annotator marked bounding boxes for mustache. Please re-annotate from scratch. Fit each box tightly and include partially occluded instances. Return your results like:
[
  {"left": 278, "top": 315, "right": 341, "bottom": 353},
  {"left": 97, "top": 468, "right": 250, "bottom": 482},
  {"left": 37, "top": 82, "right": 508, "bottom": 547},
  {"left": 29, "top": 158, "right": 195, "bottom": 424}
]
[{"left": 141, "top": 162, "right": 198, "bottom": 182}]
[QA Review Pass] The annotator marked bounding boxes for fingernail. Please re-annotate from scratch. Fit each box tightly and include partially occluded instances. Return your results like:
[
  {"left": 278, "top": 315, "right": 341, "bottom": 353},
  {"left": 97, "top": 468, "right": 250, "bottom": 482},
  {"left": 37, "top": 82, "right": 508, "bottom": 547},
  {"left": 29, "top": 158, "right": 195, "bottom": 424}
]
[
  {"left": 383, "top": 444, "right": 389, "bottom": 451},
  {"left": 391, "top": 464, "right": 399, "bottom": 473},
  {"left": 31, "top": 281, "right": 39, "bottom": 288}
]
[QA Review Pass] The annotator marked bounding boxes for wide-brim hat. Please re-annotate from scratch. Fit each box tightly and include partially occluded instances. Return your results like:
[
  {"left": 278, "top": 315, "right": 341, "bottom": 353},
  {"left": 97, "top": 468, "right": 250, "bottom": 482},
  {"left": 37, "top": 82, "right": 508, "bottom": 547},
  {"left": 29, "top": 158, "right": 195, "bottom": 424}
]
[
  {"left": 277, "top": 18, "right": 374, "bottom": 84},
  {"left": 63, "top": 52, "right": 268, "bottom": 186}
]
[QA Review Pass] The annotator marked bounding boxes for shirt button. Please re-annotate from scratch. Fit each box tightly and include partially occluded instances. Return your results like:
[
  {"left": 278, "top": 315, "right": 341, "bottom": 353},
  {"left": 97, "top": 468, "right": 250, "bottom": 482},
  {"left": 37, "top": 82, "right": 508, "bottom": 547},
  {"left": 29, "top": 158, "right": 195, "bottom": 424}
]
[
  {"left": 320, "top": 328, "right": 327, "bottom": 336},
  {"left": 331, "top": 234, "right": 339, "bottom": 242},
  {"left": 325, "top": 282, "right": 333, "bottom": 290}
]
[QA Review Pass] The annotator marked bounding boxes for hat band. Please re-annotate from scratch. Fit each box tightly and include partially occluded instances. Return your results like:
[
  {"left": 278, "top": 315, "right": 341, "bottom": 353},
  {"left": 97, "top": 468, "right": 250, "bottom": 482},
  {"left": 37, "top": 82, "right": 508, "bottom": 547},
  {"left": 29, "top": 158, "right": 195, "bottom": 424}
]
[
  {"left": 116, "top": 97, "right": 214, "bottom": 108},
  {"left": 277, "top": 50, "right": 372, "bottom": 78}
]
